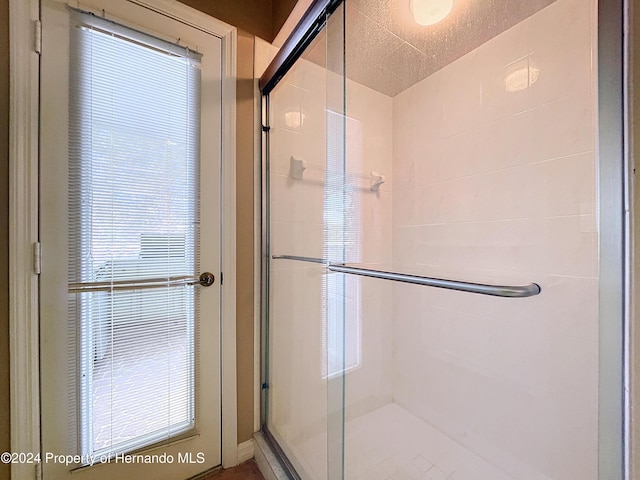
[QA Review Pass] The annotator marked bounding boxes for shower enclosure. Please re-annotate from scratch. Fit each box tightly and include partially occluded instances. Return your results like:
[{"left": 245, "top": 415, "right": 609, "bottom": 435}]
[{"left": 259, "top": 0, "right": 626, "bottom": 479}]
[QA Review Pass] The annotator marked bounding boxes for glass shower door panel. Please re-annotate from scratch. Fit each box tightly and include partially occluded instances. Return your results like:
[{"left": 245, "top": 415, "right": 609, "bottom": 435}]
[
  {"left": 337, "top": 0, "right": 600, "bottom": 479},
  {"left": 266, "top": 8, "right": 347, "bottom": 478}
]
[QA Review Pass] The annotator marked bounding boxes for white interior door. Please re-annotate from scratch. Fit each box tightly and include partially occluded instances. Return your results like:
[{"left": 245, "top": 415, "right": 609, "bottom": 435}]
[{"left": 39, "top": 1, "right": 222, "bottom": 478}]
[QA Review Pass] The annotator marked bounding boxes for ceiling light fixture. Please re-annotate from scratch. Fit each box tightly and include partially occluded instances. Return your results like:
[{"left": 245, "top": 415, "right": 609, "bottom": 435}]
[
  {"left": 410, "top": 0, "right": 454, "bottom": 26},
  {"left": 284, "top": 108, "right": 305, "bottom": 129},
  {"left": 504, "top": 56, "right": 540, "bottom": 92}
]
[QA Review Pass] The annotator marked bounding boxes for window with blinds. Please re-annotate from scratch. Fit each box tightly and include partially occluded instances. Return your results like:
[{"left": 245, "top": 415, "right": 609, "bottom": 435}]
[
  {"left": 67, "top": 11, "right": 203, "bottom": 457},
  {"left": 322, "top": 110, "right": 362, "bottom": 379}
]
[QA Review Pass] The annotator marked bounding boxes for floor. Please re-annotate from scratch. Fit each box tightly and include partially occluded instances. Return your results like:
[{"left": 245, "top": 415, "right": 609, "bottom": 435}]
[
  {"left": 198, "top": 460, "right": 265, "bottom": 480},
  {"left": 293, "top": 403, "right": 513, "bottom": 480}
]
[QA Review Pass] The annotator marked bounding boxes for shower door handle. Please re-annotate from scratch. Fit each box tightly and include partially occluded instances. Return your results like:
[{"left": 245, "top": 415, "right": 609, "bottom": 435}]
[{"left": 271, "top": 254, "right": 541, "bottom": 298}]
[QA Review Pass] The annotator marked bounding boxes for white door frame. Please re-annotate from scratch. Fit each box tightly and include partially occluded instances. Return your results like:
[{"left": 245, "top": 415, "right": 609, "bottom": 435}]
[{"left": 9, "top": 1, "right": 238, "bottom": 478}]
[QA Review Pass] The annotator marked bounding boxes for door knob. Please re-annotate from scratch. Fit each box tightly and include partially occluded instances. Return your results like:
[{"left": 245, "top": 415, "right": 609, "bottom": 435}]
[{"left": 198, "top": 272, "right": 215, "bottom": 287}]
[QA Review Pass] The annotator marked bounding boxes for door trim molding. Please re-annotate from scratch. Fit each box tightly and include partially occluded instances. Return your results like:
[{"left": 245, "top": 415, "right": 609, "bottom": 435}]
[
  {"left": 9, "top": 0, "right": 238, "bottom": 476},
  {"left": 218, "top": 15, "right": 239, "bottom": 471},
  {"left": 9, "top": 1, "right": 41, "bottom": 479}
]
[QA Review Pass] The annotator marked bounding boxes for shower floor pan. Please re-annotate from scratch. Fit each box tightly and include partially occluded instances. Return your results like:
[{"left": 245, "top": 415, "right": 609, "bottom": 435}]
[{"left": 294, "top": 403, "right": 514, "bottom": 480}]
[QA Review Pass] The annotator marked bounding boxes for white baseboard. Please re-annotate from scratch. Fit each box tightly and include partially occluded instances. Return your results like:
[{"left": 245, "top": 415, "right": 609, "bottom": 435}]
[{"left": 237, "top": 438, "right": 255, "bottom": 464}]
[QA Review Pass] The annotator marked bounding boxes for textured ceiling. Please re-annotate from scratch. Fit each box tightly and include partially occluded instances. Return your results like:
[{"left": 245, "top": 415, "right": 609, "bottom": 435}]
[{"left": 304, "top": 0, "right": 558, "bottom": 97}]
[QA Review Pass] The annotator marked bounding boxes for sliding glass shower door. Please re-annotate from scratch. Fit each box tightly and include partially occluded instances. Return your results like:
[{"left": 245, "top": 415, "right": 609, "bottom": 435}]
[
  {"left": 261, "top": 0, "right": 625, "bottom": 479},
  {"left": 263, "top": 3, "right": 348, "bottom": 478}
]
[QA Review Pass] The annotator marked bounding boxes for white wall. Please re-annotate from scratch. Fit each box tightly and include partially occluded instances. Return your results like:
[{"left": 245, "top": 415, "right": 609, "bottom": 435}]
[{"left": 391, "top": 0, "right": 598, "bottom": 478}]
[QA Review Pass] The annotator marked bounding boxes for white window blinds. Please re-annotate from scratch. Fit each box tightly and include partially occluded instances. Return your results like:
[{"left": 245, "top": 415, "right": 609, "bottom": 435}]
[
  {"left": 322, "top": 110, "right": 362, "bottom": 379},
  {"left": 68, "top": 11, "right": 203, "bottom": 457}
]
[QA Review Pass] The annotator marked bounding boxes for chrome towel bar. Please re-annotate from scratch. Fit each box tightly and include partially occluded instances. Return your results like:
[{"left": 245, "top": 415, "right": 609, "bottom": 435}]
[{"left": 272, "top": 255, "right": 540, "bottom": 298}]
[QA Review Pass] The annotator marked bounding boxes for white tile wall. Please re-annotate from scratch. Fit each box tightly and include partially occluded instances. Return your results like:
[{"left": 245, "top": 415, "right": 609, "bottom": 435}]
[{"left": 391, "top": 0, "right": 598, "bottom": 479}]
